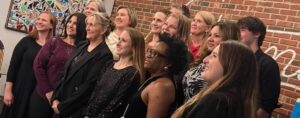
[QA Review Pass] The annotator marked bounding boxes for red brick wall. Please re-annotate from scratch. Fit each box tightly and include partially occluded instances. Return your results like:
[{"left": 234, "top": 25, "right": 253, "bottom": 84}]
[{"left": 112, "top": 0, "right": 300, "bottom": 117}]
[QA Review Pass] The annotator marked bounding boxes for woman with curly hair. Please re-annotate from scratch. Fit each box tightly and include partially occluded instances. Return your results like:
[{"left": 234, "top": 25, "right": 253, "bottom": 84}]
[{"left": 123, "top": 33, "right": 189, "bottom": 118}]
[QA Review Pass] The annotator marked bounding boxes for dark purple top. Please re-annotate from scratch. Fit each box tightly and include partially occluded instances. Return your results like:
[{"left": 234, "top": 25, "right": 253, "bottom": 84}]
[{"left": 33, "top": 37, "right": 75, "bottom": 100}]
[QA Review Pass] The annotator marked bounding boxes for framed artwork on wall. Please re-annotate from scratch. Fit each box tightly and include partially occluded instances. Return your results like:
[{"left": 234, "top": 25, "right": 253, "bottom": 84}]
[{"left": 5, "top": 0, "right": 86, "bottom": 34}]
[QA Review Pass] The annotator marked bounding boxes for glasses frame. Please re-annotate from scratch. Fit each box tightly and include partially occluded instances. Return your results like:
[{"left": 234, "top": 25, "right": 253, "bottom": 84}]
[{"left": 146, "top": 48, "right": 167, "bottom": 58}]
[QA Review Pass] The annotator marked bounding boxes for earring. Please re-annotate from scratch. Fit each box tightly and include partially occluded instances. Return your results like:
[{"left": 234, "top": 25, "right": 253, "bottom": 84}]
[{"left": 164, "top": 66, "right": 168, "bottom": 70}]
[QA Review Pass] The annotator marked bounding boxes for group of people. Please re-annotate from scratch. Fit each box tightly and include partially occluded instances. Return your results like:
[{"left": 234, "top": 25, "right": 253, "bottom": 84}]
[{"left": 1, "top": 0, "right": 281, "bottom": 118}]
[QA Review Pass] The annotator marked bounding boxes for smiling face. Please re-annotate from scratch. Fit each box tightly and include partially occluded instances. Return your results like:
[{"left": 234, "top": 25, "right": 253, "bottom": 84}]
[
  {"left": 201, "top": 45, "right": 223, "bottom": 83},
  {"left": 162, "top": 16, "right": 178, "bottom": 37},
  {"left": 151, "top": 12, "right": 167, "bottom": 34},
  {"left": 84, "top": 2, "right": 98, "bottom": 16},
  {"left": 114, "top": 8, "right": 130, "bottom": 29},
  {"left": 86, "top": 16, "right": 105, "bottom": 41},
  {"left": 144, "top": 42, "right": 168, "bottom": 73},
  {"left": 116, "top": 31, "right": 132, "bottom": 56},
  {"left": 66, "top": 16, "right": 77, "bottom": 37},
  {"left": 35, "top": 13, "right": 53, "bottom": 32},
  {"left": 207, "top": 26, "right": 223, "bottom": 51},
  {"left": 191, "top": 14, "right": 209, "bottom": 35}
]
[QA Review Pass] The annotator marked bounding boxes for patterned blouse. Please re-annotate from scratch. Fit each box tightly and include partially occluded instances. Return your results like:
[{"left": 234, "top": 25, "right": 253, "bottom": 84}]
[{"left": 182, "top": 62, "right": 207, "bottom": 102}]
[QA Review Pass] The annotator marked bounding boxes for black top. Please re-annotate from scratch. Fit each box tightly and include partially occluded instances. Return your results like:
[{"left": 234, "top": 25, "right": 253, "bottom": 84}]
[
  {"left": 2, "top": 36, "right": 41, "bottom": 118},
  {"left": 84, "top": 63, "right": 140, "bottom": 118},
  {"left": 255, "top": 49, "right": 281, "bottom": 114},
  {"left": 183, "top": 90, "right": 243, "bottom": 118},
  {"left": 71, "top": 47, "right": 90, "bottom": 68},
  {"left": 52, "top": 41, "right": 113, "bottom": 118},
  {"left": 124, "top": 73, "right": 176, "bottom": 118}
]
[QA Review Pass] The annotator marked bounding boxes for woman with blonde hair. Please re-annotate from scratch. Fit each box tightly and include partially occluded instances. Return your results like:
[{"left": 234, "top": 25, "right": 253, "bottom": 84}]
[
  {"left": 145, "top": 9, "right": 171, "bottom": 46},
  {"left": 2, "top": 11, "right": 57, "bottom": 118},
  {"left": 181, "top": 21, "right": 240, "bottom": 103},
  {"left": 169, "top": 3, "right": 190, "bottom": 18},
  {"left": 84, "top": 27, "right": 145, "bottom": 118},
  {"left": 173, "top": 40, "right": 258, "bottom": 118},
  {"left": 189, "top": 11, "right": 216, "bottom": 60},
  {"left": 162, "top": 13, "right": 190, "bottom": 43},
  {"left": 51, "top": 12, "right": 113, "bottom": 118},
  {"left": 107, "top": 6, "right": 137, "bottom": 60},
  {"left": 84, "top": 0, "right": 106, "bottom": 16}
]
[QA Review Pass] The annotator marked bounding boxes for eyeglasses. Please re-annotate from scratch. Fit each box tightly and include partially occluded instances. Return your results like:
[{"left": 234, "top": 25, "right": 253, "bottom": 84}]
[{"left": 146, "top": 48, "right": 166, "bottom": 58}]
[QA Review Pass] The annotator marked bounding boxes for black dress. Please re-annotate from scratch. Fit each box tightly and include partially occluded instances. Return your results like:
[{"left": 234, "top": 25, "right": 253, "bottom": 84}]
[
  {"left": 1, "top": 36, "right": 41, "bottom": 118},
  {"left": 124, "top": 73, "right": 177, "bottom": 118},
  {"left": 52, "top": 41, "right": 113, "bottom": 118},
  {"left": 183, "top": 90, "right": 243, "bottom": 118},
  {"left": 84, "top": 63, "right": 140, "bottom": 118}
]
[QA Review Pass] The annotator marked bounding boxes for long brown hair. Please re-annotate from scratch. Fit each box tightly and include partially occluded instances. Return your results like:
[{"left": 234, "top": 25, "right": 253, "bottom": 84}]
[
  {"left": 27, "top": 11, "right": 57, "bottom": 39},
  {"left": 172, "top": 40, "right": 258, "bottom": 118},
  {"left": 194, "top": 21, "right": 240, "bottom": 65},
  {"left": 124, "top": 27, "right": 145, "bottom": 83},
  {"left": 168, "top": 13, "right": 191, "bottom": 43}
]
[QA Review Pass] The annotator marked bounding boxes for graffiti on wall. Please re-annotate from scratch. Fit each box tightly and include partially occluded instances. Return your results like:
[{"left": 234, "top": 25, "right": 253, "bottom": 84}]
[
  {"left": 265, "top": 46, "right": 300, "bottom": 89},
  {"left": 5, "top": 0, "right": 86, "bottom": 34}
]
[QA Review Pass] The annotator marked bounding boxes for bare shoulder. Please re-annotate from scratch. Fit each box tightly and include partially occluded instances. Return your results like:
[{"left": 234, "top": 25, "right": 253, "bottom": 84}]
[{"left": 150, "top": 77, "right": 175, "bottom": 93}]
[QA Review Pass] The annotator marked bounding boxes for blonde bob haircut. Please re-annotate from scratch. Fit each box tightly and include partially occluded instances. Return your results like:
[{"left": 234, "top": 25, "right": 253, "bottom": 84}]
[{"left": 116, "top": 6, "right": 138, "bottom": 28}]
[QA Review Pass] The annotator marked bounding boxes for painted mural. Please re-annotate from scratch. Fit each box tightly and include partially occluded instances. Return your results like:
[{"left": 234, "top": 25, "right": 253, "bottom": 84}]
[{"left": 5, "top": 0, "right": 86, "bottom": 34}]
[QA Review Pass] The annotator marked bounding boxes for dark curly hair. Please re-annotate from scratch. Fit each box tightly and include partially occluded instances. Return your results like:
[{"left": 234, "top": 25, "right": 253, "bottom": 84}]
[
  {"left": 158, "top": 33, "right": 188, "bottom": 75},
  {"left": 237, "top": 16, "right": 266, "bottom": 46}
]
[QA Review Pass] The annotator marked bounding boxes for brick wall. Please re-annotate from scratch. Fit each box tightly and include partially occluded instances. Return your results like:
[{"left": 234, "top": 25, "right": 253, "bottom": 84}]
[{"left": 112, "top": 0, "right": 300, "bottom": 117}]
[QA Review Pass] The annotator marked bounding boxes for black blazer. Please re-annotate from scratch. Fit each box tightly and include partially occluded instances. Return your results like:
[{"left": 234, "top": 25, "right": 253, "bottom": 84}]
[
  {"left": 52, "top": 41, "right": 113, "bottom": 117},
  {"left": 184, "top": 90, "right": 243, "bottom": 118}
]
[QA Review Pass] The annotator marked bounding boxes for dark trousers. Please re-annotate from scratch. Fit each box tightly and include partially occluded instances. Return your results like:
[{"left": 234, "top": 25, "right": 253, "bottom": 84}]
[{"left": 29, "top": 91, "right": 53, "bottom": 118}]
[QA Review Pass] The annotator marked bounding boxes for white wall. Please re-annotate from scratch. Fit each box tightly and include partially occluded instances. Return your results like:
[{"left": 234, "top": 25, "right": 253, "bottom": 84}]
[
  {"left": 104, "top": 0, "right": 115, "bottom": 16},
  {"left": 0, "top": 0, "right": 115, "bottom": 95},
  {"left": 0, "top": 0, "right": 26, "bottom": 95}
]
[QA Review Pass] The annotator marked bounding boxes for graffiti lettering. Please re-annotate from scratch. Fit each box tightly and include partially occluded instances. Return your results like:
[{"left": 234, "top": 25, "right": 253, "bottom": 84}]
[
  {"left": 265, "top": 46, "right": 300, "bottom": 79},
  {"left": 265, "top": 46, "right": 300, "bottom": 89}
]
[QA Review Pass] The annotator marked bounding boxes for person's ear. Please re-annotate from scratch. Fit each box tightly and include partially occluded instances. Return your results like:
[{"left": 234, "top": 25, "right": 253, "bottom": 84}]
[
  {"left": 164, "top": 64, "right": 172, "bottom": 71},
  {"left": 100, "top": 27, "right": 108, "bottom": 35}
]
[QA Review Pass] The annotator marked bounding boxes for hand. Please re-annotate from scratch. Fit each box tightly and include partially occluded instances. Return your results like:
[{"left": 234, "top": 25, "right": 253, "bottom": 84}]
[
  {"left": 3, "top": 90, "right": 13, "bottom": 106},
  {"left": 45, "top": 91, "right": 53, "bottom": 104},
  {"left": 52, "top": 100, "right": 60, "bottom": 114}
]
